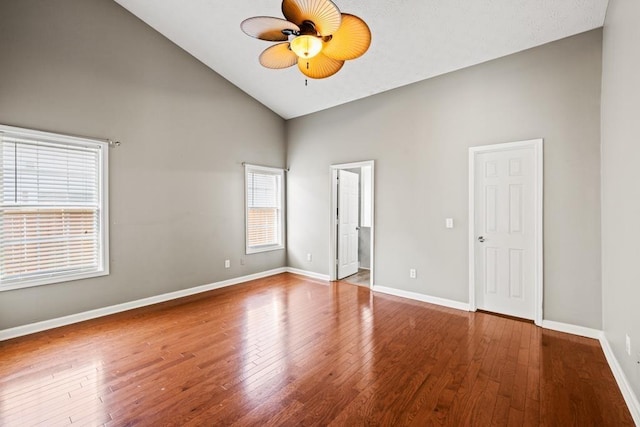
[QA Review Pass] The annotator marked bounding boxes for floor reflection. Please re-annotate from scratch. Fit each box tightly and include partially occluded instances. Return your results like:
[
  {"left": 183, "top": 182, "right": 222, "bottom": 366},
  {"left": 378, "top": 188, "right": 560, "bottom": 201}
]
[
  {"left": 241, "top": 291, "right": 289, "bottom": 399},
  {"left": 0, "top": 359, "right": 105, "bottom": 425}
]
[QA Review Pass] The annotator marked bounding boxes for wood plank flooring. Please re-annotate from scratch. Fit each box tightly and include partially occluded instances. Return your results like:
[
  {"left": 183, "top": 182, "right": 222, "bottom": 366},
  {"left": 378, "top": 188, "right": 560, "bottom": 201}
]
[
  {"left": 343, "top": 269, "right": 370, "bottom": 288},
  {"left": 0, "top": 273, "right": 634, "bottom": 426}
]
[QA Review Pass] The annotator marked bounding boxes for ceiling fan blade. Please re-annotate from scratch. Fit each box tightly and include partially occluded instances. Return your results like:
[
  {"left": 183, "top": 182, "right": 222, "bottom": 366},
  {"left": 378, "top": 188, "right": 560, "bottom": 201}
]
[
  {"left": 298, "top": 52, "right": 344, "bottom": 79},
  {"left": 282, "top": 0, "right": 342, "bottom": 36},
  {"left": 241, "top": 17, "right": 300, "bottom": 41},
  {"left": 260, "top": 43, "right": 299, "bottom": 69},
  {"left": 322, "top": 14, "right": 371, "bottom": 61}
]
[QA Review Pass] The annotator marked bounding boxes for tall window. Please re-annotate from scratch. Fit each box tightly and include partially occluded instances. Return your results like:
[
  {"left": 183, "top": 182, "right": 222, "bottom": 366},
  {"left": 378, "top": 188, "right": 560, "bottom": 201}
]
[
  {"left": 0, "top": 125, "right": 109, "bottom": 291},
  {"left": 245, "top": 164, "right": 284, "bottom": 254}
]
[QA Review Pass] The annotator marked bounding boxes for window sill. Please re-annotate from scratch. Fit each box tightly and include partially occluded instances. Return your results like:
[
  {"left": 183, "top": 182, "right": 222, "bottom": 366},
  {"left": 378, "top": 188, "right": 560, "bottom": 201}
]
[
  {"left": 246, "top": 244, "right": 285, "bottom": 255},
  {"left": 0, "top": 269, "right": 109, "bottom": 292}
]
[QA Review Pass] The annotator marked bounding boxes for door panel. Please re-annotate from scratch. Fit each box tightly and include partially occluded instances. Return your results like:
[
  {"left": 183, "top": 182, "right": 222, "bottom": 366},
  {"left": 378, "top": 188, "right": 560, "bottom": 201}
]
[
  {"left": 485, "top": 247, "right": 498, "bottom": 294},
  {"left": 338, "top": 170, "right": 359, "bottom": 279},
  {"left": 474, "top": 147, "right": 536, "bottom": 319}
]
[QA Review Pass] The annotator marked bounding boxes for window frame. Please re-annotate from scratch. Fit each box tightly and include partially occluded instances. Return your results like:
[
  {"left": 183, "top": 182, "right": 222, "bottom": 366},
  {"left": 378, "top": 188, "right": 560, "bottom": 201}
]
[
  {"left": 0, "top": 124, "right": 109, "bottom": 291},
  {"left": 244, "top": 164, "right": 285, "bottom": 255}
]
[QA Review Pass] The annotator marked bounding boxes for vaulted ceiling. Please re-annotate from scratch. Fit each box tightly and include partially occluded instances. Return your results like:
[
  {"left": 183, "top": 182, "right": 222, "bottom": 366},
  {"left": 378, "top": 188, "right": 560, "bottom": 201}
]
[{"left": 114, "top": 0, "right": 609, "bottom": 119}]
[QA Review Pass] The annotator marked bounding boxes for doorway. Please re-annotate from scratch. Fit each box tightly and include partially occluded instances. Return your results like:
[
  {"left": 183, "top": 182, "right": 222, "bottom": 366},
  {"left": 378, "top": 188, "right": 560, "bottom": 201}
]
[
  {"left": 330, "top": 161, "right": 374, "bottom": 287},
  {"left": 469, "top": 139, "right": 543, "bottom": 325}
]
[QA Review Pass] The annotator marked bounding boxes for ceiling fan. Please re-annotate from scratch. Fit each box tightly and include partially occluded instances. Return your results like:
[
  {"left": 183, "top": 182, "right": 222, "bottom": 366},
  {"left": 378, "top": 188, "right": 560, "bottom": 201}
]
[{"left": 241, "top": 0, "right": 371, "bottom": 80}]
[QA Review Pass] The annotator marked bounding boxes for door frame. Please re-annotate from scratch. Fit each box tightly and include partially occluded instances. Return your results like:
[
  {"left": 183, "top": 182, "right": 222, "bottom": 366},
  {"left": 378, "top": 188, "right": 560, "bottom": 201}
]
[
  {"left": 330, "top": 160, "right": 375, "bottom": 287},
  {"left": 468, "top": 139, "right": 543, "bottom": 325}
]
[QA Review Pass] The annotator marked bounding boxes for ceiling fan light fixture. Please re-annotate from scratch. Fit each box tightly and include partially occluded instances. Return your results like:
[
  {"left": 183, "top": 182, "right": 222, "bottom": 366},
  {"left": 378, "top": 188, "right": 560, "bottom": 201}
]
[
  {"left": 290, "top": 35, "right": 323, "bottom": 59},
  {"left": 242, "top": 0, "right": 370, "bottom": 79}
]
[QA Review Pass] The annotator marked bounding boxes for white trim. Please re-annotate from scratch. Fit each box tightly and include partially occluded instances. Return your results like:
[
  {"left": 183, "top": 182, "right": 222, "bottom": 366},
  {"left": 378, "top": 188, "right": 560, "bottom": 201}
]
[
  {"left": 468, "top": 138, "right": 544, "bottom": 326},
  {"left": 541, "top": 320, "right": 603, "bottom": 340},
  {"left": 600, "top": 335, "right": 640, "bottom": 425},
  {"left": 243, "top": 163, "right": 284, "bottom": 174},
  {"left": 0, "top": 124, "right": 109, "bottom": 148},
  {"left": 330, "top": 161, "right": 374, "bottom": 170},
  {"left": 285, "top": 267, "right": 330, "bottom": 281},
  {"left": 0, "top": 268, "right": 287, "bottom": 341},
  {"left": 330, "top": 160, "right": 375, "bottom": 288},
  {"left": 330, "top": 168, "right": 338, "bottom": 280},
  {"left": 101, "top": 139, "right": 110, "bottom": 279},
  {"left": 372, "top": 285, "right": 471, "bottom": 312}
]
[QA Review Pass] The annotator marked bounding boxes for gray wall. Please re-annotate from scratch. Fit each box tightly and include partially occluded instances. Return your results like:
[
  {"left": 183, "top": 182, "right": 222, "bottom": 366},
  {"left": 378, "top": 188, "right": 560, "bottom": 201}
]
[
  {"left": 0, "top": 0, "right": 286, "bottom": 329},
  {"left": 0, "top": 1, "right": 609, "bottom": 337},
  {"left": 601, "top": 0, "right": 640, "bottom": 400},
  {"left": 287, "top": 30, "right": 603, "bottom": 329}
]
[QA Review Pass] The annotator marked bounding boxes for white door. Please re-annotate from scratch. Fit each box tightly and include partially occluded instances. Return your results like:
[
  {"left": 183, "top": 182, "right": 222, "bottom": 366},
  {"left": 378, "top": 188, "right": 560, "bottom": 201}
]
[
  {"left": 473, "top": 145, "right": 538, "bottom": 320},
  {"left": 338, "top": 170, "right": 359, "bottom": 279}
]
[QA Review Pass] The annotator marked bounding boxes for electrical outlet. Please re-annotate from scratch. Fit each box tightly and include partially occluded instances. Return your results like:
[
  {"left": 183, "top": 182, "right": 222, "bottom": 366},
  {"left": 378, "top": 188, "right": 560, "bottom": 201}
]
[
  {"left": 224, "top": 259, "right": 230, "bottom": 269},
  {"left": 445, "top": 218, "right": 454, "bottom": 229},
  {"left": 307, "top": 253, "right": 312, "bottom": 262},
  {"left": 240, "top": 258, "right": 245, "bottom": 266},
  {"left": 626, "top": 334, "right": 631, "bottom": 356},
  {"left": 409, "top": 268, "right": 417, "bottom": 279}
]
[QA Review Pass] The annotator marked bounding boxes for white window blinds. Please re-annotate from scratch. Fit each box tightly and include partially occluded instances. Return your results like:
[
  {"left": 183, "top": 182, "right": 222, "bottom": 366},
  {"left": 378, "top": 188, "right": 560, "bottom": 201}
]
[
  {"left": 245, "top": 164, "right": 284, "bottom": 254},
  {"left": 0, "top": 126, "right": 109, "bottom": 290}
]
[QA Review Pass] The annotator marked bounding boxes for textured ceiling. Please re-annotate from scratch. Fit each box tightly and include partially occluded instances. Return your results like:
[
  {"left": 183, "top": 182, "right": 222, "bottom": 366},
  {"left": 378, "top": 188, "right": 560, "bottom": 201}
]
[{"left": 113, "top": 0, "right": 609, "bottom": 119}]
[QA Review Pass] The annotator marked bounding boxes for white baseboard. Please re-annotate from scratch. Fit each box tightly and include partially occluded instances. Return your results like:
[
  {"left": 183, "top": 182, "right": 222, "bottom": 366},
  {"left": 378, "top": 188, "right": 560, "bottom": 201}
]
[
  {"left": 285, "top": 267, "right": 330, "bottom": 281},
  {"left": 600, "top": 335, "right": 640, "bottom": 425},
  {"left": 372, "top": 285, "right": 470, "bottom": 312},
  {"left": 540, "top": 320, "right": 603, "bottom": 340},
  {"left": 0, "top": 267, "right": 287, "bottom": 341}
]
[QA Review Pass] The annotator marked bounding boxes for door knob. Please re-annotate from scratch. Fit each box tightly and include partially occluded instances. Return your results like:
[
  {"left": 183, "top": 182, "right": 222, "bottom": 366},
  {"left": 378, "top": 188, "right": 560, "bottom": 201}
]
[{"left": 477, "top": 236, "right": 485, "bottom": 243}]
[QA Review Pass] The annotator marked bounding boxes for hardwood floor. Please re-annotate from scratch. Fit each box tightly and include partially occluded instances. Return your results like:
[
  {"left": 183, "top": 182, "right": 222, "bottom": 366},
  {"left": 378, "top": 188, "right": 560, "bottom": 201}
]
[{"left": 0, "top": 273, "right": 633, "bottom": 426}]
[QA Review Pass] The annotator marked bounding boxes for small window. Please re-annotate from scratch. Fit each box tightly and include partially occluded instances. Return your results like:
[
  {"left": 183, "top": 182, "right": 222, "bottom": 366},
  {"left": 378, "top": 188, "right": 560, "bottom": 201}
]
[
  {"left": 245, "top": 164, "right": 284, "bottom": 254},
  {"left": 0, "top": 125, "right": 109, "bottom": 291}
]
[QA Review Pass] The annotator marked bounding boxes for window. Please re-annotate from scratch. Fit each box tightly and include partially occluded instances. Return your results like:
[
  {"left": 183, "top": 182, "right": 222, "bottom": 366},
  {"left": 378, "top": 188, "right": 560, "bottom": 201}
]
[
  {"left": 245, "top": 164, "right": 284, "bottom": 254},
  {"left": 0, "top": 125, "right": 109, "bottom": 291}
]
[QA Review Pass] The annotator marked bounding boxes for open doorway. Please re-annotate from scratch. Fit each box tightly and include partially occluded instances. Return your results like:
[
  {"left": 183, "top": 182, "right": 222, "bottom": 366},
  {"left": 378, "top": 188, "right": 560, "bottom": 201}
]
[{"left": 330, "top": 161, "right": 374, "bottom": 288}]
